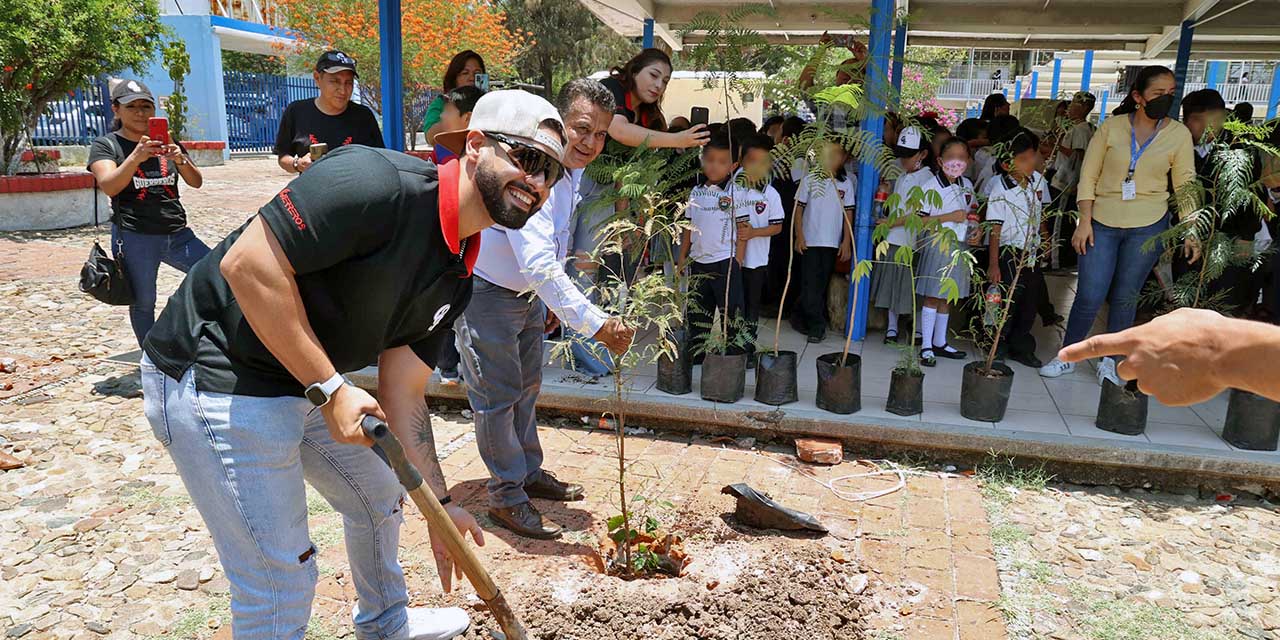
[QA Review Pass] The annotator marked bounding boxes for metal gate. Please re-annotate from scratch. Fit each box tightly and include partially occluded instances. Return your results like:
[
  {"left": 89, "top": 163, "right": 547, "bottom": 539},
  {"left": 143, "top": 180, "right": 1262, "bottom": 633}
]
[
  {"left": 223, "top": 71, "right": 319, "bottom": 153},
  {"left": 32, "top": 79, "right": 112, "bottom": 146}
]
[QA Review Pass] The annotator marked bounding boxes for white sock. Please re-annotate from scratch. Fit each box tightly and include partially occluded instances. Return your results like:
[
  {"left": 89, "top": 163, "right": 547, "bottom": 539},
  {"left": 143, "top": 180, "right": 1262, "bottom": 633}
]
[
  {"left": 886, "top": 312, "right": 899, "bottom": 335},
  {"left": 921, "top": 307, "right": 937, "bottom": 352},
  {"left": 934, "top": 312, "right": 956, "bottom": 352}
]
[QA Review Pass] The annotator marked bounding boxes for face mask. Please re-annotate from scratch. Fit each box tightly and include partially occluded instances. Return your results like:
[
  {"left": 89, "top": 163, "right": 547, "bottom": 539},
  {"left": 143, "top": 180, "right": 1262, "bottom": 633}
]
[
  {"left": 942, "top": 159, "right": 967, "bottom": 179},
  {"left": 1143, "top": 94, "right": 1174, "bottom": 120}
]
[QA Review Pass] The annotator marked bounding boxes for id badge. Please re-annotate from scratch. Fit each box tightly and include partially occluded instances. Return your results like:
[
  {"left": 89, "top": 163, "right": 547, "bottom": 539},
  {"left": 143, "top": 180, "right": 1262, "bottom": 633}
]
[{"left": 1122, "top": 179, "right": 1137, "bottom": 201}]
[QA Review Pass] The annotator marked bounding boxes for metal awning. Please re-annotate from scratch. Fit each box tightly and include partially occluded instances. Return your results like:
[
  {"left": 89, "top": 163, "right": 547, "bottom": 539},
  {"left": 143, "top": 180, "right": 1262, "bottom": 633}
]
[{"left": 581, "top": 0, "right": 1280, "bottom": 59}]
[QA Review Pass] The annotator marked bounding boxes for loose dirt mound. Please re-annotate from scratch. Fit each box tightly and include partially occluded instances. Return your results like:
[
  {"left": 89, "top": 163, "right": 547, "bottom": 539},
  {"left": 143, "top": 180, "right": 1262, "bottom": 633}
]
[{"left": 455, "top": 545, "right": 869, "bottom": 640}]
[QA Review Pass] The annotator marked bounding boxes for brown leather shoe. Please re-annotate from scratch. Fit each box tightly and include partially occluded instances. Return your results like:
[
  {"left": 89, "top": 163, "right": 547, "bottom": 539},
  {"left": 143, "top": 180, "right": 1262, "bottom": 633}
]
[
  {"left": 488, "top": 502, "right": 562, "bottom": 539},
  {"left": 524, "top": 470, "right": 585, "bottom": 502}
]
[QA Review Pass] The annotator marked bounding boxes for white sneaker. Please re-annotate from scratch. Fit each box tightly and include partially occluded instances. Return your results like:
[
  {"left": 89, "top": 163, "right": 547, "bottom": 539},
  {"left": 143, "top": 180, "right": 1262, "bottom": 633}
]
[
  {"left": 376, "top": 607, "right": 471, "bottom": 640},
  {"left": 1096, "top": 356, "right": 1121, "bottom": 387},
  {"left": 1039, "top": 357, "right": 1075, "bottom": 378}
]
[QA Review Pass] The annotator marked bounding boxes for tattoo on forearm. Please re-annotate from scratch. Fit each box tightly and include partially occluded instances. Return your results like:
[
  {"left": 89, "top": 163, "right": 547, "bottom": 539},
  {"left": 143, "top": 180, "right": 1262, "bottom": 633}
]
[{"left": 409, "top": 401, "right": 448, "bottom": 493}]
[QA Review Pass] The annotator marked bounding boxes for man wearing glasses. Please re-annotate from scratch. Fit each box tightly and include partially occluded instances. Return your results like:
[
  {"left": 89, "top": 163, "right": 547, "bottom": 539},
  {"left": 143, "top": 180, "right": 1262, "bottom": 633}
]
[
  {"left": 444, "top": 79, "right": 635, "bottom": 539},
  {"left": 139, "top": 90, "right": 565, "bottom": 640}
]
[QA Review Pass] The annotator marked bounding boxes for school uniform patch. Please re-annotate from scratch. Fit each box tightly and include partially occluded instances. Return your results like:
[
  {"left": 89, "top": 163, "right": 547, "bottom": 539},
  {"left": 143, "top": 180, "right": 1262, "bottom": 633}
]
[
  {"left": 755, "top": 201, "right": 767, "bottom": 214},
  {"left": 837, "top": 190, "right": 846, "bottom": 200},
  {"left": 718, "top": 195, "right": 732, "bottom": 211}
]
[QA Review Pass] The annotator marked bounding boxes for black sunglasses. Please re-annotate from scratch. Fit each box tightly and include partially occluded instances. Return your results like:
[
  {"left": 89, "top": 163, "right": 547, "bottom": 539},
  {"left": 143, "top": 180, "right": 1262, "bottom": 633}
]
[{"left": 484, "top": 132, "right": 563, "bottom": 185}]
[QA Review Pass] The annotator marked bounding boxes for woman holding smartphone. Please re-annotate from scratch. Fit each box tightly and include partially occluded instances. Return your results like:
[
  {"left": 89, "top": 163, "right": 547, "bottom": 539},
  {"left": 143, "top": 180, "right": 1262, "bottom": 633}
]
[
  {"left": 424, "top": 50, "right": 486, "bottom": 145},
  {"left": 88, "top": 79, "right": 209, "bottom": 348}
]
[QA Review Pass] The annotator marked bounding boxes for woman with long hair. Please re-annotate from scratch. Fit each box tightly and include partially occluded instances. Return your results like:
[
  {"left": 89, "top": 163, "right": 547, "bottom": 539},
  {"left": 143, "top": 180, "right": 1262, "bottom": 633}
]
[
  {"left": 598, "top": 48, "right": 709, "bottom": 149},
  {"left": 980, "top": 92, "right": 1010, "bottom": 121},
  {"left": 424, "top": 50, "right": 485, "bottom": 144},
  {"left": 87, "top": 79, "right": 210, "bottom": 347},
  {"left": 1040, "top": 65, "right": 1197, "bottom": 383}
]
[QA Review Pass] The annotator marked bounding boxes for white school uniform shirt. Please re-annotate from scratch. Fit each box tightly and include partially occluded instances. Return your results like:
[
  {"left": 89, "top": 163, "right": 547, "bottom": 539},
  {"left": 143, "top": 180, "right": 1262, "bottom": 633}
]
[
  {"left": 920, "top": 170, "right": 976, "bottom": 241},
  {"left": 986, "top": 171, "right": 1045, "bottom": 256},
  {"left": 687, "top": 175, "right": 740, "bottom": 264},
  {"left": 796, "top": 172, "right": 857, "bottom": 249},
  {"left": 886, "top": 167, "right": 933, "bottom": 247},
  {"left": 473, "top": 168, "right": 608, "bottom": 336},
  {"left": 737, "top": 176, "right": 786, "bottom": 269}
]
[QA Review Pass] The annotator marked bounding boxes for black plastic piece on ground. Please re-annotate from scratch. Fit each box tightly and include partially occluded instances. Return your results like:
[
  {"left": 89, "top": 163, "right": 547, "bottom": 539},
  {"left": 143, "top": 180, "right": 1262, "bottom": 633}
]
[
  {"left": 721, "top": 483, "right": 828, "bottom": 533},
  {"left": 1096, "top": 378, "right": 1148, "bottom": 435},
  {"left": 1223, "top": 389, "right": 1280, "bottom": 451},
  {"left": 960, "top": 361, "right": 1014, "bottom": 422},
  {"left": 816, "top": 352, "right": 861, "bottom": 415},
  {"left": 700, "top": 352, "right": 747, "bottom": 403},
  {"left": 754, "top": 351, "right": 799, "bottom": 406},
  {"left": 886, "top": 368, "right": 924, "bottom": 416}
]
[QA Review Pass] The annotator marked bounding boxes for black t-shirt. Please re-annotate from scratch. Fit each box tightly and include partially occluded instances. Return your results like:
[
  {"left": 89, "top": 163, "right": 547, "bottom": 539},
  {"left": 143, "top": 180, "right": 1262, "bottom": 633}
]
[
  {"left": 143, "top": 145, "right": 480, "bottom": 397},
  {"left": 600, "top": 77, "right": 638, "bottom": 126},
  {"left": 87, "top": 133, "right": 189, "bottom": 235},
  {"left": 273, "top": 99, "right": 384, "bottom": 158}
]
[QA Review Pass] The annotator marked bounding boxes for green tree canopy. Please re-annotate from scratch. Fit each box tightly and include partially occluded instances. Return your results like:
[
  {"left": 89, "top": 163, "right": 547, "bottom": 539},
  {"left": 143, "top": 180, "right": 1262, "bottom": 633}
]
[{"left": 500, "top": 0, "right": 635, "bottom": 98}]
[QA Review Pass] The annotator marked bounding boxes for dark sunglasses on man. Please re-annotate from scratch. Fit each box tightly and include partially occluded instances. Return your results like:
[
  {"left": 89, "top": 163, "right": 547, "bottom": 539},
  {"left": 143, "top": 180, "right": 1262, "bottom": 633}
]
[{"left": 484, "top": 131, "right": 563, "bottom": 185}]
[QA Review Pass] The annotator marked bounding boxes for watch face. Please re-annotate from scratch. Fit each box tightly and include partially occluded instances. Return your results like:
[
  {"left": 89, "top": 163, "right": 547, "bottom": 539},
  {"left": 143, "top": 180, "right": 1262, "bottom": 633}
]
[{"left": 305, "top": 385, "right": 329, "bottom": 406}]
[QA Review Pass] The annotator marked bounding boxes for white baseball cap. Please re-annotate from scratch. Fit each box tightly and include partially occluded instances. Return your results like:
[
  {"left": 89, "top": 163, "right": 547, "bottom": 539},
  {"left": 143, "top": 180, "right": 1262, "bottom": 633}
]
[
  {"left": 896, "top": 126, "right": 923, "bottom": 151},
  {"left": 434, "top": 90, "right": 565, "bottom": 160}
]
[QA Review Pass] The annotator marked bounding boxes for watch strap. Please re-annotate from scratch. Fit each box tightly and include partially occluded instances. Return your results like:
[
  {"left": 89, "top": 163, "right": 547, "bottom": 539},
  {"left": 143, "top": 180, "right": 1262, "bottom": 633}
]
[{"left": 316, "top": 372, "right": 345, "bottom": 397}]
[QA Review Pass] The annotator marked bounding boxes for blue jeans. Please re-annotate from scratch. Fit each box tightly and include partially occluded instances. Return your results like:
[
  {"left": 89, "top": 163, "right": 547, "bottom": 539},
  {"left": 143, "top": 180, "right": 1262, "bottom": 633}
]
[
  {"left": 1063, "top": 215, "right": 1168, "bottom": 347},
  {"left": 112, "top": 225, "right": 211, "bottom": 347},
  {"left": 456, "top": 279, "right": 548, "bottom": 508},
  {"left": 140, "top": 356, "right": 410, "bottom": 640}
]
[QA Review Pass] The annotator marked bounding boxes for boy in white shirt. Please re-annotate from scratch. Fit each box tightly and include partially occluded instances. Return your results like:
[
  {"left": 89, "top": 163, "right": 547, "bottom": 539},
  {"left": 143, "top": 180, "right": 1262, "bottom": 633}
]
[
  {"left": 734, "top": 135, "right": 786, "bottom": 357},
  {"left": 680, "top": 134, "right": 746, "bottom": 360},
  {"left": 793, "top": 141, "right": 857, "bottom": 343},
  {"left": 986, "top": 129, "right": 1048, "bottom": 368}
]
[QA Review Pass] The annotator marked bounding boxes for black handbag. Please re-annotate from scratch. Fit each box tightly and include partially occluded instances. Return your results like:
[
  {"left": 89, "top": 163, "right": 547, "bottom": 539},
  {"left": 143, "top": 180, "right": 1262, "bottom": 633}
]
[{"left": 79, "top": 185, "right": 134, "bottom": 306}]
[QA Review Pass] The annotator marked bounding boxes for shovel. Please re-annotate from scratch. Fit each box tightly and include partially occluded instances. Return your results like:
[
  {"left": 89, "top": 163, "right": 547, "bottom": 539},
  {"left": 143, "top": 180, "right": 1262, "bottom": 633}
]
[{"left": 361, "top": 416, "right": 528, "bottom": 640}]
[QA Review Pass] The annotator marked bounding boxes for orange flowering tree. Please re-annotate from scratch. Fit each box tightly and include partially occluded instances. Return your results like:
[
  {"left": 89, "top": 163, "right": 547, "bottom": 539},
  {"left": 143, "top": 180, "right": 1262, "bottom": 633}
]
[{"left": 275, "top": 0, "right": 528, "bottom": 146}]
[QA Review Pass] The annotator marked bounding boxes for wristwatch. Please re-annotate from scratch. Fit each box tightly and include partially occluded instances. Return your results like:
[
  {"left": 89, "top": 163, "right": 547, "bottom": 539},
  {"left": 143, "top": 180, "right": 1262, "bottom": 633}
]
[
  {"left": 292, "top": 156, "right": 301, "bottom": 172},
  {"left": 305, "top": 372, "right": 348, "bottom": 407}
]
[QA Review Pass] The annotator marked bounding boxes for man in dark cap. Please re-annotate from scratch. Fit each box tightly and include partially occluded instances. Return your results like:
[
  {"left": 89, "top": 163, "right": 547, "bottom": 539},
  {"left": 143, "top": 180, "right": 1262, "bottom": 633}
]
[{"left": 274, "top": 50, "right": 384, "bottom": 174}]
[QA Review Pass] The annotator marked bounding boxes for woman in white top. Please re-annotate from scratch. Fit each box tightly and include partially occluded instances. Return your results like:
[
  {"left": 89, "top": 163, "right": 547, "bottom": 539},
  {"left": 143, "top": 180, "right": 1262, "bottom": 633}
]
[{"left": 914, "top": 138, "right": 977, "bottom": 366}]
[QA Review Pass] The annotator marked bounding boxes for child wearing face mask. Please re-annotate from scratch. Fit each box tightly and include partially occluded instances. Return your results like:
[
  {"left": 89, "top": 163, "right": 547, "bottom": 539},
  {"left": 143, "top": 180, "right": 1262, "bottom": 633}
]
[
  {"left": 871, "top": 126, "right": 933, "bottom": 344},
  {"left": 913, "top": 137, "right": 976, "bottom": 366}
]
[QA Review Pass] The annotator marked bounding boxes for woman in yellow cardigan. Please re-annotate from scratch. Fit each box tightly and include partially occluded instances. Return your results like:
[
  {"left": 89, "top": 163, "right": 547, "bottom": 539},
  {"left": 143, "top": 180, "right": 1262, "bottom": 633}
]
[{"left": 1040, "top": 66, "right": 1198, "bottom": 383}]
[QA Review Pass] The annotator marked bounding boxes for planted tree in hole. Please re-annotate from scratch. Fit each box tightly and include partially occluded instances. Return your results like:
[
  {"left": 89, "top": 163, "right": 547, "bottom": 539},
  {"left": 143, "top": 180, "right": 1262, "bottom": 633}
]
[{"left": 545, "top": 143, "right": 698, "bottom": 575}]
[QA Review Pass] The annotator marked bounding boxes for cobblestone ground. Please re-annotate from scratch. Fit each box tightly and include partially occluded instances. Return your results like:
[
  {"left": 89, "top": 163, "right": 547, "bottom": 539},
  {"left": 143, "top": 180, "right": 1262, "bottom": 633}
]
[{"left": 1, "top": 158, "right": 1278, "bottom": 640}]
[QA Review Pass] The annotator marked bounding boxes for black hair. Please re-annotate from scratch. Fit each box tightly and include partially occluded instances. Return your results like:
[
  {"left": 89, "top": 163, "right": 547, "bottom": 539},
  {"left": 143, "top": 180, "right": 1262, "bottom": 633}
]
[
  {"left": 443, "top": 50, "right": 486, "bottom": 92},
  {"left": 955, "top": 118, "right": 987, "bottom": 142},
  {"left": 738, "top": 133, "right": 774, "bottom": 163},
  {"left": 981, "top": 92, "right": 1010, "bottom": 120},
  {"left": 667, "top": 116, "right": 691, "bottom": 134},
  {"left": 1234, "top": 102, "right": 1255, "bottom": 122},
  {"left": 610, "top": 48, "right": 672, "bottom": 131},
  {"left": 1180, "top": 89, "right": 1226, "bottom": 118},
  {"left": 987, "top": 114, "right": 1022, "bottom": 145},
  {"left": 1113, "top": 65, "right": 1174, "bottom": 116},
  {"left": 995, "top": 128, "right": 1040, "bottom": 176},
  {"left": 707, "top": 122, "right": 726, "bottom": 139},
  {"left": 443, "top": 85, "right": 484, "bottom": 115},
  {"left": 936, "top": 135, "right": 969, "bottom": 161},
  {"left": 557, "top": 78, "right": 615, "bottom": 116},
  {"left": 727, "top": 117, "right": 757, "bottom": 144},
  {"left": 760, "top": 115, "right": 785, "bottom": 134},
  {"left": 703, "top": 131, "right": 736, "bottom": 159},
  {"left": 781, "top": 116, "right": 806, "bottom": 141}
]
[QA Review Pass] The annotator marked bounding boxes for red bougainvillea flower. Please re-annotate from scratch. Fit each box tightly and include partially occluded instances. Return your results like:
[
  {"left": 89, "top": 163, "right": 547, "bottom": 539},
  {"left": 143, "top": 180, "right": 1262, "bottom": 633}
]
[
  {"left": 24, "top": 83, "right": 33, "bottom": 90},
  {"left": 3, "top": 66, "right": 13, "bottom": 72}
]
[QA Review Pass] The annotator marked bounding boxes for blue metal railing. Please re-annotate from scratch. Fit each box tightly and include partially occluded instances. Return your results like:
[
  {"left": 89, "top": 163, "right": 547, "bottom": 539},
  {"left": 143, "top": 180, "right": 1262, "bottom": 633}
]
[
  {"left": 32, "top": 79, "right": 111, "bottom": 146},
  {"left": 223, "top": 71, "right": 323, "bottom": 153}
]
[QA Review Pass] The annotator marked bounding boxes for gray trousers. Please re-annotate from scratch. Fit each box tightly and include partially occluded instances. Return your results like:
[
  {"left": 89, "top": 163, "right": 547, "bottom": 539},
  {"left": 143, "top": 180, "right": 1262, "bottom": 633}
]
[{"left": 457, "top": 278, "right": 547, "bottom": 508}]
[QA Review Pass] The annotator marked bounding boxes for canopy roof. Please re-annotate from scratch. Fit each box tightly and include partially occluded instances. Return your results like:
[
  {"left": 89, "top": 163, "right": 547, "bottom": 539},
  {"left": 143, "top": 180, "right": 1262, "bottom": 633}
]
[{"left": 580, "top": 0, "right": 1280, "bottom": 58}]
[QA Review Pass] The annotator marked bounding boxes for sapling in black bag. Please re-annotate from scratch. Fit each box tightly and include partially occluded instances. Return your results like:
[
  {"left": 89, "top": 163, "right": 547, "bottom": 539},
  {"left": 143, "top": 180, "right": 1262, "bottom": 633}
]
[{"left": 79, "top": 185, "right": 134, "bottom": 305}]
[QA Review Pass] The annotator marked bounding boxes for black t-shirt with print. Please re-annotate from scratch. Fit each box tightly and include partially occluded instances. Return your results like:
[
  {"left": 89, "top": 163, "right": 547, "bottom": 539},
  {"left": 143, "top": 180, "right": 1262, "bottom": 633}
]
[
  {"left": 87, "top": 133, "right": 189, "bottom": 235},
  {"left": 143, "top": 145, "right": 480, "bottom": 398},
  {"left": 273, "top": 99, "right": 384, "bottom": 158}
]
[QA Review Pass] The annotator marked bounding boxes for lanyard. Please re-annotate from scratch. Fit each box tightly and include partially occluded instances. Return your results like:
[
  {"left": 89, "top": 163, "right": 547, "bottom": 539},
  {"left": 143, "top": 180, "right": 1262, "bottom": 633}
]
[{"left": 1127, "top": 113, "right": 1163, "bottom": 180}]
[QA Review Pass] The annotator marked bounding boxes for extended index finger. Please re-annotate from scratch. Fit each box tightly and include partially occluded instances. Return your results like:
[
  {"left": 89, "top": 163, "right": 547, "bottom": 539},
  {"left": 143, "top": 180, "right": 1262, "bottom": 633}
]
[{"left": 1058, "top": 332, "right": 1137, "bottom": 364}]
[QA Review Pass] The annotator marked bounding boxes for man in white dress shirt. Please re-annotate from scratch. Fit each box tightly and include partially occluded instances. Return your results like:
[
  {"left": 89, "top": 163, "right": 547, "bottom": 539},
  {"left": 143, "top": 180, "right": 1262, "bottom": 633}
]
[{"left": 456, "top": 80, "right": 635, "bottom": 539}]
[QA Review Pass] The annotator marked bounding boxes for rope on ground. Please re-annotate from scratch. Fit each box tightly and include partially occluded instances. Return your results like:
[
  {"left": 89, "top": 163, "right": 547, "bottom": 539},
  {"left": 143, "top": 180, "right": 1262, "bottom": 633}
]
[{"left": 720, "top": 446, "right": 961, "bottom": 503}]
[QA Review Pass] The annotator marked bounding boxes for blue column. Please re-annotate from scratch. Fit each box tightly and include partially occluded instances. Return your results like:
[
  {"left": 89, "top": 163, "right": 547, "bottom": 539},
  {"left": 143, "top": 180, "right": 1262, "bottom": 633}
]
[
  {"left": 1002, "top": 87, "right": 1008, "bottom": 98},
  {"left": 1267, "top": 64, "right": 1280, "bottom": 120},
  {"left": 1029, "top": 71, "right": 1039, "bottom": 98},
  {"left": 1206, "top": 61, "right": 1222, "bottom": 91},
  {"left": 1080, "top": 50, "right": 1094, "bottom": 91},
  {"left": 891, "top": 19, "right": 907, "bottom": 93},
  {"left": 1099, "top": 90, "right": 1109, "bottom": 123},
  {"left": 1171, "top": 20, "right": 1195, "bottom": 117},
  {"left": 1014, "top": 78, "right": 1022, "bottom": 101},
  {"left": 643, "top": 18, "right": 654, "bottom": 48},
  {"left": 1051, "top": 58, "right": 1062, "bottom": 98},
  {"left": 850, "top": 0, "right": 893, "bottom": 341},
  {"left": 378, "top": 0, "right": 404, "bottom": 151}
]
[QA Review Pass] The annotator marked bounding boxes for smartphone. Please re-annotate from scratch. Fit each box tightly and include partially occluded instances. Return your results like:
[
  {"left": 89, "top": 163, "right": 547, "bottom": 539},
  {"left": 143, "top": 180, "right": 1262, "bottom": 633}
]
[
  {"left": 690, "top": 106, "right": 709, "bottom": 127},
  {"left": 476, "top": 73, "right": 490, "bottom": 92},
  {"left": 148, "top": 117, "right": 170, "bottom": 147}
]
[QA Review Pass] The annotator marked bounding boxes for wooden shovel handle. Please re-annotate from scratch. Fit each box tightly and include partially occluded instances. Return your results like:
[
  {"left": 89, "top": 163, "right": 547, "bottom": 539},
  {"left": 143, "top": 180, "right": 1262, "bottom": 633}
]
[{"left": 361, "top": 416, "right": 528, "bottom": 640}]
